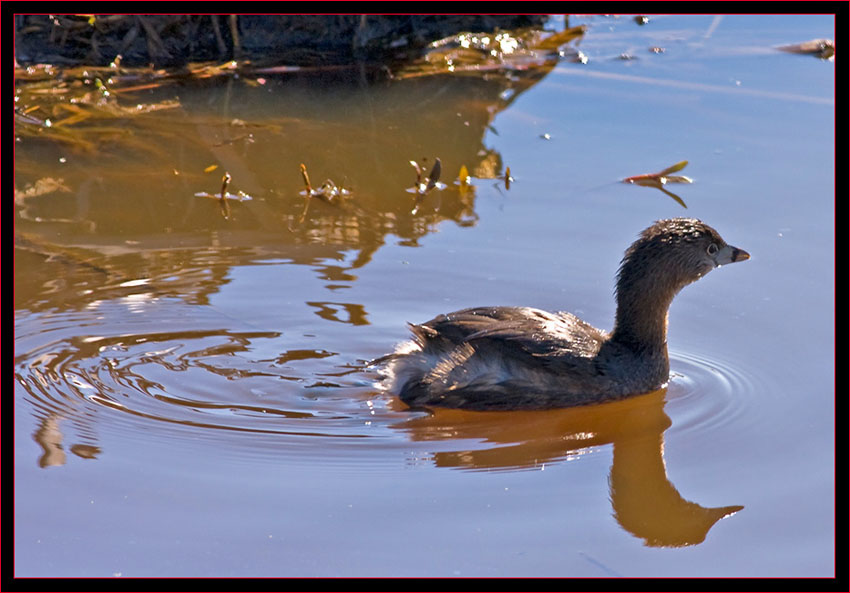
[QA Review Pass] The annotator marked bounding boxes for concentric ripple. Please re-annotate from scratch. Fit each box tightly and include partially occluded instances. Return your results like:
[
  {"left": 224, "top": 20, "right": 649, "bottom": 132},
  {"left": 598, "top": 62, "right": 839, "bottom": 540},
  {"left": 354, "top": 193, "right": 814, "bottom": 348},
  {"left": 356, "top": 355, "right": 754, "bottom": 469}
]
[
  {"left": 665, "top": 349, "right": 763, "bottom": 439},
  {"left": 14, "top": 309, "right": 414, "bottom": 468},
  {"left": 15, "top": 302, "right": 765, "bottom": 471}
]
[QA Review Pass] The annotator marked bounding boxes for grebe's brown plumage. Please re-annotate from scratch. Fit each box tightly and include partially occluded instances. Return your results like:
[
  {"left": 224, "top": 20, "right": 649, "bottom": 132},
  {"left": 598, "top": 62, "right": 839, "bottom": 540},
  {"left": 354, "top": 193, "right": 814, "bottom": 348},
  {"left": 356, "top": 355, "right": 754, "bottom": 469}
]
[{"left": 378, "top": 218, "right": 749, "bottom": 410}]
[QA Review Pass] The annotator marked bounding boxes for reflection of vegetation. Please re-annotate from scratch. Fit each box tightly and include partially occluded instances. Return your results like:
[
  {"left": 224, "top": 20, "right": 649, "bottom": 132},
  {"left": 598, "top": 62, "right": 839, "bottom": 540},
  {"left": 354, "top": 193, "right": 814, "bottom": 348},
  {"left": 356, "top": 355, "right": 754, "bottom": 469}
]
[
  {"left": 15, "top": 177, "right": 72, "bottom": 222},
  {"left": 306, "top": 302, "right": 370, "bottom": 326},
  {"left": 15, "top": 20, "right": 558, "bottom": 307},
  {"left": 622, "top": 160, "right": 693, "bottom": 208},
  {"left": 275, "top": 349, "right": 336, "bottom": 365},
  {"left": 14, "top": 176, "right": 71, "bottom": 201},
  {"left": 471, "top": 150, "right": 504, "bottom": 180}
]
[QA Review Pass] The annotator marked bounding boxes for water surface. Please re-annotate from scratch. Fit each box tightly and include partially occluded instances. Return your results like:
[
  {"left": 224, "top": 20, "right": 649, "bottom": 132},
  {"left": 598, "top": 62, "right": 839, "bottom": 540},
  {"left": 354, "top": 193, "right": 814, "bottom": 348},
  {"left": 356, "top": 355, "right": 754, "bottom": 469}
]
[{"left": 14, "top": 14, "right": 835, "bottom": 577}]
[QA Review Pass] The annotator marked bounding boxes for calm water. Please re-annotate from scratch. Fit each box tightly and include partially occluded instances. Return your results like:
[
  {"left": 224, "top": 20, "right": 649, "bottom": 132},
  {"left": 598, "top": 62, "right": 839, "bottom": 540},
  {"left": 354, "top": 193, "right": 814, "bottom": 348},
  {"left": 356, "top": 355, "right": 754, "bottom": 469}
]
[{"left": 14, "top": 15, "right": 835, "bottom": 577}]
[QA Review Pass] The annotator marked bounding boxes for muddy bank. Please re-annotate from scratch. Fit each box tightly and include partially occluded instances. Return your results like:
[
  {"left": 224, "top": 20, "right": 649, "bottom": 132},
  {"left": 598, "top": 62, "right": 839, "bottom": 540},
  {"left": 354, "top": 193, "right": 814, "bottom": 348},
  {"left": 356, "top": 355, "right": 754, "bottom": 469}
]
[{"left": 14, "top": 14, "right": 550, "bottom": 67}]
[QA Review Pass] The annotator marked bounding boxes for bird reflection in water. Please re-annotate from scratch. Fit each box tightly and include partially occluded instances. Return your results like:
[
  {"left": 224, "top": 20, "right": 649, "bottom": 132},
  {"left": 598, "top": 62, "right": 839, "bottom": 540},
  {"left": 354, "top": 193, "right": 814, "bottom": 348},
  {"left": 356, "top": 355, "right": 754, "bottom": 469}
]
[{"left": 391, "top": 388, "right": 743, "bottom": 548}]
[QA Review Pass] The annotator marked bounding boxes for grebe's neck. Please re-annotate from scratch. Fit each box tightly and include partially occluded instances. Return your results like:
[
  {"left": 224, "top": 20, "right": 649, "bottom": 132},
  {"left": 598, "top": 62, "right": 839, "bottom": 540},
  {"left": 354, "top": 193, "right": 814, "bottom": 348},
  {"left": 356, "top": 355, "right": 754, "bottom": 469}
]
[{"left": 610, "top": 275, "right": 678, "bottom": 353}]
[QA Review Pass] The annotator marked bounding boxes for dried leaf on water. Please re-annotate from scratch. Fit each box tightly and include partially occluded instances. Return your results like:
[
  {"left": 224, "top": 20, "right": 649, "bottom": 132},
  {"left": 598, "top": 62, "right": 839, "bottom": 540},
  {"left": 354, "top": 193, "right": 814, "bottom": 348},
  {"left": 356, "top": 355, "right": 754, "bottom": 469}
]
[
  {"left": 298, "top": 163, "right": 351, "bottom": 202},
  {"left": 288, "top": 164, "right": 353, "bottom": 231},
  {"left": 623, "top": 160, "right": 692, "bottom": 184},
  {"left": 777, "top": 39, "right": 834, "bottom": 60},
  {"left": 407, "top": 157, "right": 446, "bottom": 195},
  {"left": 622, "top": 160, "right": 692, "bottom": 208},
  {"left": 313, "top": 180, "right": 352, "bottom": 202},
  {"left": 425, "top": 158, "right": 441, "bottom": 192}
]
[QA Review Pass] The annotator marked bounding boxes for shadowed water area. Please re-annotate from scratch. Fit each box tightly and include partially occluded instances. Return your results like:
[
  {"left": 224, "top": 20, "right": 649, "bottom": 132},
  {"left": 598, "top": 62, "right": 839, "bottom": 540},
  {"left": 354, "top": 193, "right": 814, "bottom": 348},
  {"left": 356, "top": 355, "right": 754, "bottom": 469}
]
[{"left": 14, "top": 15, "right": 835, "bottom": 577}]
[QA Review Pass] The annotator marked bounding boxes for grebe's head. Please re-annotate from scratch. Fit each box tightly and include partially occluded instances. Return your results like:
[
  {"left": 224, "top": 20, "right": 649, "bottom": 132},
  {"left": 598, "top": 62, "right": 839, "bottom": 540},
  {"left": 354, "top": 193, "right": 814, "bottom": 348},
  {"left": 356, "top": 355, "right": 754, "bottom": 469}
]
[{"left": 617, "top": 218, "right": 750, "bottom": 297}]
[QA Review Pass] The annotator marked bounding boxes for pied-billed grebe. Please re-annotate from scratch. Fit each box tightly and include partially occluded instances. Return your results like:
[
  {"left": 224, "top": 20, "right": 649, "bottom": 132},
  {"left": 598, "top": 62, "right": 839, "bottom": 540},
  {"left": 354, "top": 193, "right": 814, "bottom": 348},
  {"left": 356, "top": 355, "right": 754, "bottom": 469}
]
[{"left": 379, "top": 218, "right": 749, "bottom": 410}]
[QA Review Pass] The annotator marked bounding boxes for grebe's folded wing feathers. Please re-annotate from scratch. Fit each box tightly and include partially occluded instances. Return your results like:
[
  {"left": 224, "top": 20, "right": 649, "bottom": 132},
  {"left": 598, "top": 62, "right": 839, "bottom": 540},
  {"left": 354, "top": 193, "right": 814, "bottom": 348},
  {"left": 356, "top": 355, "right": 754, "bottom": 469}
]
[{"left": 459, "top": 308, "right": 607, "bottom": 359}]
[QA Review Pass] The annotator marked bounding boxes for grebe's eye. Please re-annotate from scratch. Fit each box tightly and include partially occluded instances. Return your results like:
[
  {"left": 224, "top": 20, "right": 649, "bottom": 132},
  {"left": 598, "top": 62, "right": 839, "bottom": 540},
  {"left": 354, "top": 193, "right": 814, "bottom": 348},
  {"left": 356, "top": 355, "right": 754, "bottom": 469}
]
[{"left": 707, "top": 243, "right": 719, "bottom": 256}]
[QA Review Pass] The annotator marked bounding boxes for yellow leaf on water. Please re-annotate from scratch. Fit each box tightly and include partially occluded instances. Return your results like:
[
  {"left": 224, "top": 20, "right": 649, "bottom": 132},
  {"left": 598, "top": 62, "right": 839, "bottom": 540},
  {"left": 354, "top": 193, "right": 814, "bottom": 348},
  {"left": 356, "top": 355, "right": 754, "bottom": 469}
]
[
  {"left": 458, "top": 165, "right": 470, "bottom": 187},
  {"left": 658, "top": 160, "right": 688, "bottom": 176},
  {"left": 204, "top": 164, "right": 219, "bottom": 173}
]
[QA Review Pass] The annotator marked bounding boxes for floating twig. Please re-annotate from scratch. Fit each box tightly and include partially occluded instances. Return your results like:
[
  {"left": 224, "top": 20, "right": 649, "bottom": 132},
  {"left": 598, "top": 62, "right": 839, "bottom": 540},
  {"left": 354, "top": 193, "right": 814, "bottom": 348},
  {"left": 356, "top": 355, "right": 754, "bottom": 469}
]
[
  {"left": 300, "top": 163, "right": 313, "bottom": 193},
  {"left": 219, "top": 173, "right": 232, "bottom": 220},
  {"left": 193, "top": 171, "right": 252, "bottom": 219}
]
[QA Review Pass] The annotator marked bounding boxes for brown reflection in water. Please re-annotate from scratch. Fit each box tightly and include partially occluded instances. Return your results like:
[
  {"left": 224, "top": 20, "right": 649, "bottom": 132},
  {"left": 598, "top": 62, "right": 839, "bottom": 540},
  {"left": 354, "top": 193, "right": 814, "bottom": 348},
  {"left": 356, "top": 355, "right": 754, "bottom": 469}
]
[
  {"left": 392, "top": 389, "right": 743, "bottom": 548},
  {"left": 14, "top": 58, "right": 555, "bottom": 312},
  {"left": 274, "top": 349, "right": 336, "bottom": 365},
  {"left": 33, "top": 413, "right": 67, "bottom": 468},
  {"left": 306, "top": 301, "right": 370, "bottom": 326},
  {"left": 33, "top": 412, "right": 102, "bottom": 468}
]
